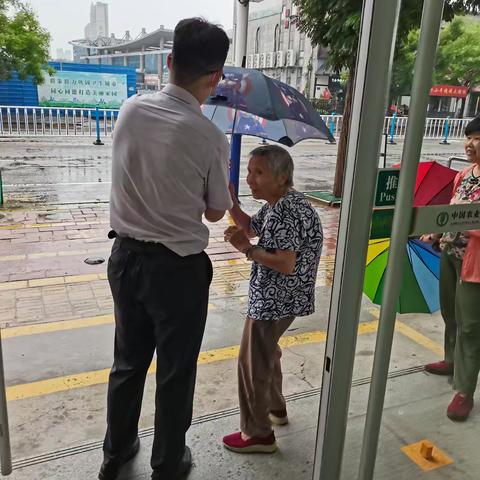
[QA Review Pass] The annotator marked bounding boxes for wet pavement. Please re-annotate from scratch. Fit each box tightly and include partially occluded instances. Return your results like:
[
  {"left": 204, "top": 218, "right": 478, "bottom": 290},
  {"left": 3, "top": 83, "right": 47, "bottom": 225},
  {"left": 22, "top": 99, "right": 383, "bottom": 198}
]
[
  {"left": 0, "top": 136, "right": 468, "bottom": 205},
  {"left": 0, "top": 135, "right": 474, "bottom": 479}
]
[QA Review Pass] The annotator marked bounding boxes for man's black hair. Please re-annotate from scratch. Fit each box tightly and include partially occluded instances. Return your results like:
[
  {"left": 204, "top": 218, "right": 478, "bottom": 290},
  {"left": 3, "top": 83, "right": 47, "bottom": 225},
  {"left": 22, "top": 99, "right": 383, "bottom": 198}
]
[
  {"left": 465, "top": 115, "right": 480, "bottom": 136},
  {"left": 172, "top": 18, "right": 230, "bottom": 83}
]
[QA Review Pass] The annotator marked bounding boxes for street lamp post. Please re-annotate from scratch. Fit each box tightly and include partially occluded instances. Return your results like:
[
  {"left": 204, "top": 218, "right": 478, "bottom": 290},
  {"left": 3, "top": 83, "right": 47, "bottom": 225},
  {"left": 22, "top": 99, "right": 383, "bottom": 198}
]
[
  {"left": 230, "top": 0, "right": 250, "bottom": 197},
  {"left": 234, "top": 0, "right": 249, "bottom": 68}
]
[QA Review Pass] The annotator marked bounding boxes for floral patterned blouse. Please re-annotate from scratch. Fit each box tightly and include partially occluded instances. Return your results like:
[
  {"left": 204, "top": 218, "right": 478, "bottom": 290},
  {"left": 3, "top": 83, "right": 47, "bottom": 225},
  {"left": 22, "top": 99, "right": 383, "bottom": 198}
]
[
  {"left": 440, "top": 168, "right": 480, "bottom": 259},
  {"left": 248, "top": 191, "right": 323, "bottom": 321}
]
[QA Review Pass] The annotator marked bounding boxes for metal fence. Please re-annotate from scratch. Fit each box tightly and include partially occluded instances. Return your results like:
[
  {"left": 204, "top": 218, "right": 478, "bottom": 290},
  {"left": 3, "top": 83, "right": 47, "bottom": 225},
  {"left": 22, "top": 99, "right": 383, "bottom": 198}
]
[
  {"left": 0, "top": 106, "right": 118, "bottom": 137},
  {"left": 321, "top": 114, "right": 472, "bottom": 141},
  {"left": 0, "top": 106, "right": 473, "bottom": 141}
]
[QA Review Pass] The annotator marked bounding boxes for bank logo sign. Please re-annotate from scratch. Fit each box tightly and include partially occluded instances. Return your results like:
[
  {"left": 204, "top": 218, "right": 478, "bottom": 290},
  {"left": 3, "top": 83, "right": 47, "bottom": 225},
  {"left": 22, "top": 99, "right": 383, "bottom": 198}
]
[
  {"left": 436, "top": 212, "right": 449, "bottom": 227},
  {"left": 38, "top": 70, "right": 128, "bottom": 108}
]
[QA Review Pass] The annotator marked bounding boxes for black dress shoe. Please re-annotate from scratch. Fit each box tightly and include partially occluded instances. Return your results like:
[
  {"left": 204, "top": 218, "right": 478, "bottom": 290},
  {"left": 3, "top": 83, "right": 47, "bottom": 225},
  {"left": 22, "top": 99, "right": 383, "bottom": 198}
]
[
  {"left": 99, "top": 437, "right": 140, "bottom": 480},
  {"left": 151, "top": 446, "right": 192, "bottom": 480}
]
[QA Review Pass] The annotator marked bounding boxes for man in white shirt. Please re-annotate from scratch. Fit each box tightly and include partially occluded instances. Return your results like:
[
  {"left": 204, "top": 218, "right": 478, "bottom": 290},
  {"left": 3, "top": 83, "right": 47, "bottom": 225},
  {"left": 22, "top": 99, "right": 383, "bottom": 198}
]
[{"left": 99, "top": 18, "right": 232, "bottom": 480}]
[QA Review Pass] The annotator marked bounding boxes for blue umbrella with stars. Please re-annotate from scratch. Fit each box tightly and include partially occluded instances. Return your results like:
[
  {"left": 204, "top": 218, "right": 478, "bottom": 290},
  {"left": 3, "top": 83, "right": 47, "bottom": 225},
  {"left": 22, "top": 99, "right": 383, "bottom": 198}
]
[{"left": 202, "top": 66, "right": 333, "bottom": 147}]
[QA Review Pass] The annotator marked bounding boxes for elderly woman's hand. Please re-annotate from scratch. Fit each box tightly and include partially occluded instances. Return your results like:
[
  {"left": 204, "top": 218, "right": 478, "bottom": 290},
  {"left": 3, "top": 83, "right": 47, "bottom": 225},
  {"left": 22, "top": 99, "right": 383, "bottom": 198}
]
[
  {"left": 224, "top": 226, "right": 251, "bottom": 253},
  {"left": 420, "top": 234, "right": 434, "bottom": 243},
  {"left": 228, "top": 182, "right": 239, "bottom": 206},
  {"left": 420, "top": 233, "right": 441, "bottom": 243}
]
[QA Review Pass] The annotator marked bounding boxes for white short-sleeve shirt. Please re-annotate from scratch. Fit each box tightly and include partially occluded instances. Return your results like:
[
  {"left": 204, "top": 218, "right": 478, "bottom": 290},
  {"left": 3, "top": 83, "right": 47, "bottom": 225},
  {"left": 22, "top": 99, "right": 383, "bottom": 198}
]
[{"left": 110, "top": 84, "right": 232, "bottom": 256}]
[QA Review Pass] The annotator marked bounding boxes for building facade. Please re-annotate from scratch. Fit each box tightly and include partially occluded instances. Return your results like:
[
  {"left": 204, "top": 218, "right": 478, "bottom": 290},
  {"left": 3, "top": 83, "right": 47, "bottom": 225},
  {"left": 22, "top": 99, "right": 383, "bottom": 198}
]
[
  {"left": 71, "top": 30, "right": 233, "bottom": 92},
  {"left": 71, "top": 27, "right": 174, "bottom": 90},
  {"left": 242, "top": 0, "right": 334, "bottom": 100}
]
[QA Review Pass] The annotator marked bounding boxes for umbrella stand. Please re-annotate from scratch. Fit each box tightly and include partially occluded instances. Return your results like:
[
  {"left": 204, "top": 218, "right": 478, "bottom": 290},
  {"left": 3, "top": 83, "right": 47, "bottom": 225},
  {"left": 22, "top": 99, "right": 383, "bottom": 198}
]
[{"left": 229, "top": 109, "right": 242, "bottom": 198}]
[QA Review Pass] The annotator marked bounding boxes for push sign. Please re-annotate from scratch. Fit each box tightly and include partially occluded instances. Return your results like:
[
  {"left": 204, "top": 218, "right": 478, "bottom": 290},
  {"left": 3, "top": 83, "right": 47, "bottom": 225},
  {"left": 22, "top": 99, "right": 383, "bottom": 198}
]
[{"left": 374, "top": 169, "right": 399, "bottom": 207}]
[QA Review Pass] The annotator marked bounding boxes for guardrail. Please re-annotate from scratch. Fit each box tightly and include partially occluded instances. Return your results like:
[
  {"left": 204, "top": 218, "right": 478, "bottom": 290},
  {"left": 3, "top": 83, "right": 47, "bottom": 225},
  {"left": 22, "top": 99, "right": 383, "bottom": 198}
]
[
  {"left": 447, "top": 156, "right": 470, "bottom": 168},
  {"left": 320, "top": 114, "right": 472, "bottom": 141},
  {"left": 0, "top": 106, "right": 118, "bottom": 137},
  {"left": 0, "top": 106, "right": 473, "bottom": 141}
]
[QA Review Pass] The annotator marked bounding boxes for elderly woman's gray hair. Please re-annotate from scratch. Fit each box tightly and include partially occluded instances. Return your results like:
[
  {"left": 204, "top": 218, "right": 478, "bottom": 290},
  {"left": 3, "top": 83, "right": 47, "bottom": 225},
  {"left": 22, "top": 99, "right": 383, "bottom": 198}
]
[{"left": 249, "top": 145, "right": 294, "bottom": 187}]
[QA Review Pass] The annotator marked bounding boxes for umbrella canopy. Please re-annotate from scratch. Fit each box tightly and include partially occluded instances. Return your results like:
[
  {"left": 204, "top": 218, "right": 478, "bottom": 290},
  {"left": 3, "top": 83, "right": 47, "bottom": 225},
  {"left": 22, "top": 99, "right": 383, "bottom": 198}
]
[
  {"left": 203, "top": 66, "right": 333, "bottom": 146},
  {"left": 364, "top": 238, "right": 441, "bottom": 313},
  {"left": 393, "top": 161, "right": 458, "bottom": 206}
]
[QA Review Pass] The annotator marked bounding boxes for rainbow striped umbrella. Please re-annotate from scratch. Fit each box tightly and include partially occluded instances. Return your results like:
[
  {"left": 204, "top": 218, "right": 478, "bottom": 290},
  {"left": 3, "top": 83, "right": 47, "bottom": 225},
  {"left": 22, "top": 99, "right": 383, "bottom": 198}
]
[{"left": 364, "top": 238, "right": 441, "bottom": 313}]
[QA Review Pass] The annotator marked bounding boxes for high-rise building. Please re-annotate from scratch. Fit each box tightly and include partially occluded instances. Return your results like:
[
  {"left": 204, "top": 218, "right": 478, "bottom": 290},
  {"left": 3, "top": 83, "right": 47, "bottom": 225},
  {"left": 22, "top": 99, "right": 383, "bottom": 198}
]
[
  {"left": 53, "top": 48, "right": 72, "bottom": 62},
  {"left": 85, "top": 2, "right": 109, "bottom": 41}
]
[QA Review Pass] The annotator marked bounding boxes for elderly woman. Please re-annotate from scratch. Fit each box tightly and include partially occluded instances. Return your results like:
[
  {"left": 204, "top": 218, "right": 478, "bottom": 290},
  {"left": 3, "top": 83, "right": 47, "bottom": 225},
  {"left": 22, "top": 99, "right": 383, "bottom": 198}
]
[
  {"left": 222, "top": 145, "right": 323, "bottom": 453},
  {"left": 423, "top": 116, "right": 480, "bottom": 421}
]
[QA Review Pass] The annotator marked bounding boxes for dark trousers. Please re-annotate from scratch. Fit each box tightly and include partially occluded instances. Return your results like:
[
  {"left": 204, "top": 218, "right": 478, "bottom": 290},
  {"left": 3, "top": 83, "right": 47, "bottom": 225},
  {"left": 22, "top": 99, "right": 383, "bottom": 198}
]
[
  {"left": 440, "top": 250, "right": 480, "bottom": 396},
  {"left": 103, "top": 237, "right": 212, "bottom": 475}
]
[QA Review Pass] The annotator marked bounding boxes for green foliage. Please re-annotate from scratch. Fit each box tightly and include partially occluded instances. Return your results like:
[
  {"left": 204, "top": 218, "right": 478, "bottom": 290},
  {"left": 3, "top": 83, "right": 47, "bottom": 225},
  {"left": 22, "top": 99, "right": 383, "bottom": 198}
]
[
  {"left": 292, "top": 0, "right": 362, "bottom": 72},
  {"left": 0, "top": 0, "right": 51, "bottom": 83},
  {"left": 293, "top": 0, "right": 480, "bottom": 74},
  {"left": 392, "top": 16, "right": 480, "bottom": 101},
  {"left": 292, "top": 0, "right": 480, "bottom": 195},
  {"left": 391, "top": 29, "right": 420, "bottom": 99},
  {"left": 435, "top": 16, "right": 480, "bottom": 88}
]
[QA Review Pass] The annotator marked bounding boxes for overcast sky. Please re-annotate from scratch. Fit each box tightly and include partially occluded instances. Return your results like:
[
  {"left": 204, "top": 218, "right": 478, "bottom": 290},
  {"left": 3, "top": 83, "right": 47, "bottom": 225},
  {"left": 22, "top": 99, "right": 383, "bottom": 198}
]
[{"left": 25, "top": 0, "right": 234, "bottom": 55}]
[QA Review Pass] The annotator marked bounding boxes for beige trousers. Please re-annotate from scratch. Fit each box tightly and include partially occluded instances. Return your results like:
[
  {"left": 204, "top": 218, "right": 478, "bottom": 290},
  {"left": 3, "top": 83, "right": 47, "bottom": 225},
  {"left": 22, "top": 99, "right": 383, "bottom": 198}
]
[{"left": 238, "top": 315, "right": 295, "bottom": 438}]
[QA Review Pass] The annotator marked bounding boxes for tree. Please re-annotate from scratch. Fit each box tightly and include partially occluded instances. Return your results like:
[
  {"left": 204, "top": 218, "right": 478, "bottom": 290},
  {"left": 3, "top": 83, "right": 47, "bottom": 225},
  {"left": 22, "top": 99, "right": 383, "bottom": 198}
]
[
  {"left": 391, "top": 16, "right": 480, "bottom": 117},
  {"left": 435, "top": 17, "right": 480, "bottom": 116},
  {"left": 390, "top": 29, "right": 420, "bottom": 103},
  {"left": 0, "top": 0, "right": 51, "bottom": 84},
  {"left": 294, "top": 0, "right": 480, "bottom": 198}
]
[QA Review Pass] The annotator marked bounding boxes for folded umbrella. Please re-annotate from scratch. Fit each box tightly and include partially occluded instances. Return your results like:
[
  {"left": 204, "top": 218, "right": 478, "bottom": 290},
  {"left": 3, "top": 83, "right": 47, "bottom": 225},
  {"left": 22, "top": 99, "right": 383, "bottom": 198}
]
[{"left": 364, "top": 238, "right": 441, "bottom": 314}]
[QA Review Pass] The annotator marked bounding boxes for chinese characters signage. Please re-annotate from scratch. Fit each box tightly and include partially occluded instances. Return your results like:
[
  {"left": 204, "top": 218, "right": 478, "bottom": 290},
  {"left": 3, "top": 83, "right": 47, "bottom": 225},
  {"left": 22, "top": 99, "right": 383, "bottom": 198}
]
[
  {"left": 375, "top": 169, "right": 399, "bottom": 207},
  {"left": 429, "top": 85, "right": 468, "bottom": 98},
  {"left": 38, "top": 70, "right": 128, "bottom": 108},
  {"left": 411, "top": 204, "right": 480, "bottom": 235},
  {"left": 371, "top": 204, "right": 480, "bottom": 239}
]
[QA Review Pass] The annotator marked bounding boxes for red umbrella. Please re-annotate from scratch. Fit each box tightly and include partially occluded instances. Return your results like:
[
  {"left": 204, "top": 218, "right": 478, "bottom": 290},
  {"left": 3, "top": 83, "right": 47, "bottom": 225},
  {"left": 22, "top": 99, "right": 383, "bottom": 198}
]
[{"left": 393, "top": 161, "right": 458, "bottom": 206}]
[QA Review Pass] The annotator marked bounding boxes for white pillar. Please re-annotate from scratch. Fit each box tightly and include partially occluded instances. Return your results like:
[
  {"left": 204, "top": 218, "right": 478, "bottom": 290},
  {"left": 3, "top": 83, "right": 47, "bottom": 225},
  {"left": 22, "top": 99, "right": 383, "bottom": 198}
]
[
  {"left": 234, "top": 0, "right": 249, "bottom": 67},
  {"left": 140, "top": 47, "right": 145, "bottom": 72}
]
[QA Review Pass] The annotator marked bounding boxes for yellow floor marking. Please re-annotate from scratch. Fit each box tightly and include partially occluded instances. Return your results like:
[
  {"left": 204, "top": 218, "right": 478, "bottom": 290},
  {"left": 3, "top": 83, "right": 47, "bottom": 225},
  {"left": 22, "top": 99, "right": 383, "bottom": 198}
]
[
  {"left": 0, "top": 249, "right": 246, "bottom": 264},
  {"left": 0, "top": 251, "right": 334, "bottom": 298},
  {"left": 0, "top": 254, "right": 26, "bottom": 262},
  {"left": 3, "top": 306, "right": 218, "bottom": 340},
  {"left": 395, "top": 321, "right": 444, "bottom": 357},
  {"left": 6, "top": 368, "right": 113, "bottom": 401},
  {"left": 0, "top": 255, "right": 335, "bottom": 292},
  {"left": 0, "top": 249, "right": 109, "bottom": 262},
  {"left": 65, "top": 274, "right": 101, "bottom": 284},
  {"left": 401, "top": 439, "right": 453, "bottom": 471},
  {"left": 0, "top": 273, "right": 105, "bottom": 291},
  {"left": 29, "top": 277, "right": 66, "bottom": 288},
  {"left": 2, "top": 315, "right": 114, "bottom": 339},
  {"left": 368, "top": 307, "right": 444, "bottom": 357},
  {"left": 0, "top": 281, "right": 28, "bottom": 291},
  {"left": 5, "top": 321, "right": 379, "bottom": 402},
  {"left": 0, "top": 221, "right": 105, "bottom": 231}
]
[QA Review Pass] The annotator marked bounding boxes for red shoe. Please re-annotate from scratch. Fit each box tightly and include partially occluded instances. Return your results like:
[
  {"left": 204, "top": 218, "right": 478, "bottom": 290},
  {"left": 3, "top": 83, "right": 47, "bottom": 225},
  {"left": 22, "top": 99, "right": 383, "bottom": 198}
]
[
  {"left": 222, "top": 431, "right": 277, "bottom": 453},
  {"left": 269, "top": 409, "right": 289, "bottom": 426},
  {"left": 447, "top": 393, "right": 473, "bottom": 421},
  {"left": 425, "top": 360, "right": 453, "bottom": 376}
]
